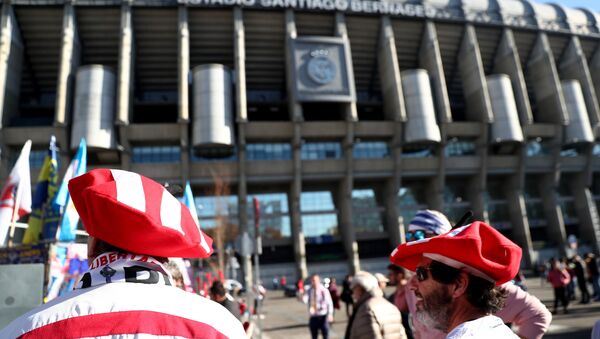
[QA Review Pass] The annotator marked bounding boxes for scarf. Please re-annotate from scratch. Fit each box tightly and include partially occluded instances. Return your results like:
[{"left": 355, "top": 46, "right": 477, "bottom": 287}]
[{"left": 75, "top": 252, "right": 174, "bottom": 290}]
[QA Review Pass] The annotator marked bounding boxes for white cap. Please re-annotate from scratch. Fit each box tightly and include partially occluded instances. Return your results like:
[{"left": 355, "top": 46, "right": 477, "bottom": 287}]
[{"left": 351, "top": 271, "right": 379, "bottom": 293}]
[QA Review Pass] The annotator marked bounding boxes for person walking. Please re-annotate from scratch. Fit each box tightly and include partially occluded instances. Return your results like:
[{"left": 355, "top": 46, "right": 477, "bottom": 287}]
[
  {"left": 572, "top": 255, "right": 590, "bottom": 304},
  {"left": 387, "top": 264, "right": 413, "bottom": 339},
  {"left": 302, "top": 275, "right": 334, "bottom": 339},
  {"left": 585, "top": 253, "right": 600, "bottom": 301},
  {"left": 340, "top": 274, "right": 354, "bottom": 317},
  {"left": 328, "top": 277, "right": 341, "bottom": 318},
  {"left": 344, "top": 271, "right": 406, "bottom": 339},
  {"left": 547, "top": 259, "right": 571, "bottom": 314},
  {"left": 0, "top": 169, "right": 246, "bottom": 339}
]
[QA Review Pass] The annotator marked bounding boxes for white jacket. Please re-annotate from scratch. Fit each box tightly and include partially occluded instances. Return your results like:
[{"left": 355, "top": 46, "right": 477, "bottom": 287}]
[{"left": 0, "top": 275, "right": 246, "bottom": 338}]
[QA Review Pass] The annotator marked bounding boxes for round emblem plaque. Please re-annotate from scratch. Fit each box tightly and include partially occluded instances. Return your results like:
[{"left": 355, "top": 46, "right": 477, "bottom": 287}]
[{"left": 307, "top": 56, "right": 336, "bottom": 85}]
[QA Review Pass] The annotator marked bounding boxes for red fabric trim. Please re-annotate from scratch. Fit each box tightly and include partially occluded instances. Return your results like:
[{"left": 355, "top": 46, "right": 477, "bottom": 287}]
[{"left": 18, "top": 310, "right": 228, "bottom": 339}]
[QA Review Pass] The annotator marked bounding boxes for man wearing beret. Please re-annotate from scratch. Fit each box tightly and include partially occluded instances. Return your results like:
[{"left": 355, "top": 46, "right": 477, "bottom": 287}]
[
  {"left": 0, "top": 169, "right": 246, "bottom": 338},
  {"left": 399, "top": 210, "right": 551, "bottom": 339},
  {"left": 391, "top": 220, "right": 523, "bottom": 338}
]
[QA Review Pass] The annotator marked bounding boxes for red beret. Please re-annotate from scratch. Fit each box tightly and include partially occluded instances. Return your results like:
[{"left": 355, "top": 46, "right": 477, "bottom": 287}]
[
  {"left": 68, "top": 169, "right": 213, "bottom": 258},
  {"left": 390, "top": 221, "right": 522, "bottom": 285}
]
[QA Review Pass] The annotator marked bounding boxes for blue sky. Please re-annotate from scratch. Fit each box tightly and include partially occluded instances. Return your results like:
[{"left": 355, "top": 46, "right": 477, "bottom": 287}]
[{"left": 541, "top": 0, "right": 600, "bottom": 12}]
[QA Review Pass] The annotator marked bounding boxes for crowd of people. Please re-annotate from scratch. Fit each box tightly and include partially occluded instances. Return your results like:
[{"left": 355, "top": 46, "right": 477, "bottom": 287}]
[{"left": 0, "top": 168, "right": 595, "bottom": 338}]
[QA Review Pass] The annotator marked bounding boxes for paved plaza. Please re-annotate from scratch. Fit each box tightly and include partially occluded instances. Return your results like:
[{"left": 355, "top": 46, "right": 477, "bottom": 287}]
[{"left": 257, "top": 277, "right": 598, "bottom": 339}]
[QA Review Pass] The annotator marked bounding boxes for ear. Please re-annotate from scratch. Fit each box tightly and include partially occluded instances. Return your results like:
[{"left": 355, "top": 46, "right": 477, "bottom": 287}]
[{"left": 451, "top": 271, "right": 469, "bottom": 299}]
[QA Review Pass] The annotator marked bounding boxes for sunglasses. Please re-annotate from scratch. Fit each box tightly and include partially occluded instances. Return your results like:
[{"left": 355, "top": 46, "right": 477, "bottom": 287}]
[
  {"left": 405, "top": 230, "right": 427, "bottom": 242},
  {"left": 415, "top": 266, "right": 432, "bottom": 282}
]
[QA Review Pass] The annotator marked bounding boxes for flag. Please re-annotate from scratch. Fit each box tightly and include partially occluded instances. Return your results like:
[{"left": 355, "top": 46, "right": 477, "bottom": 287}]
[
  {"left": 0, "top": 140, "right": 32, "bottom": 246},
  {"left": 55, "top": 138, "right": 87, "bottom": 241},
  {"left": 23, "top": 136, "right": 59, "bottom": 243},
  {"left": 183, "top": 181, "right": 211, "bottom": 254}
]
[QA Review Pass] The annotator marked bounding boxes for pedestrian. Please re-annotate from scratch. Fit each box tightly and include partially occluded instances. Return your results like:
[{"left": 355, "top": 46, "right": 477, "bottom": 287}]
[
  {"left": 302, "top": 274, "right": 334, "bottom": 339},
  {"left": 387, "top": 264, "right": 413, "bottom": 339},
  {"left": 391, "top": 221, "right": 522, "bottom": 338},
  {"left": 210, "top": 281, "right": 242, "bottom": 321},
  {"left": 280, "top": 275, "right": 287, "bottom": 287},
  {"left": 328, "top": 277, "right": 341, "bottom": 317},
  {"left": 0, "top": 169, "right": 245, "bottom": 338},
  {"left": 564, "top": 257, "right": 576, "bottom": 301},
  {"left": 297, "top": 278, "right": 305, "bottom": 296},
  {"left": 400, "top": 210, "right": 551, "bottom": 339},
  {"left": 344, "top": 271, "right": 406, "bottom": 339},
  {"left": 585, "top": 253, "right": 600, "bottom": 301},
  {"left": 272, "top": 276, "right": 280, "bottom": 290},
  {"left": 374, "top": 272, "right": 389, "bottom": 292},
  {"left": 572, "top": 255, "right": 590, "bottom": 303},
  {"left": 547, "top": 259, "right": 571, "bottom": 314},
  {"left": 165, "top": 260, "right": 185, "bottom": 290},
  {"left": 340, "top": 274, "right": 354, "bottom": 317}
]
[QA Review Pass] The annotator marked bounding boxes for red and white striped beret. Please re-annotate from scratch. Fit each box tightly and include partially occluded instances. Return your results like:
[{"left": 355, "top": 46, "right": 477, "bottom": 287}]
[{"left": 68, "top": 169, "right": 213, "bottom": 258}]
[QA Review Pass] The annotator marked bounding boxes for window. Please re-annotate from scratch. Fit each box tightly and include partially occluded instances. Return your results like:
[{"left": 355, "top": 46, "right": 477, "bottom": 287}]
[
  {"left": 195, "top": 195, "right": 239, "bottom": 229},
  {"left": 351, "top": 189, "right": 384, "bottom": 233},
  {"left": 247, "top": 193, "right": 291, "bottom": 239},
  {"left": 191, "top": 148, "right": 237, "bottom": 162},
  {"left": 402, "top": 144, "right": 434, "bottom": 158},
  {"left": 443, "top": 179, "right": 471, "bottom": 223},
  {"left": 353, "top": 142, "right": 390, "bottom": 159},
  {"left": 484, "top": 183, "right": 510, "bottom": 230},
  {"left": 301, "top": 191, "right": 338, "bottom": 238},
  {"left": 526, "top": 141, "right": 550, "bottom": 157},
  {"left": 247, "top": 143, "right": 291, "bottom": 160},
  {"left": 301, "top": 142, "right": 342, "bottom": 160},
  {"left": 397, "top": 181, "right": 428, "bottom": 227},
  {"left": 444, "top": 140, "right": 475, "bottom": 157},
  {"left": 132, "top": 146, "right": 180, "bottom": 163},
  {"left": 524, "top": 176, "right": 546, "bottom": 228}
]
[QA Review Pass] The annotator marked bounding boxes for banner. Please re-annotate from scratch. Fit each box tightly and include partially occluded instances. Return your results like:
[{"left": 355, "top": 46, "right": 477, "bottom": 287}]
[
  {"left": 54, "top": 139, "right": 87, "bottom": 241},
  {"left": 0, "top": 140, "right": 32, "bottom": 246},
  {"left": 24, "top": 136, "right": 59, "bottom": 243},
  {"left": 0, "top": 242, "right": 48, "bottom": 265}
]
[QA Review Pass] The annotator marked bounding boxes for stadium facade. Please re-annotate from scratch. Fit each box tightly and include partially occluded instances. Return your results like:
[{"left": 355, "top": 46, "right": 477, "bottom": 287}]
[{"left": 2, "top": 0, "right": 600, "bottom": 282}]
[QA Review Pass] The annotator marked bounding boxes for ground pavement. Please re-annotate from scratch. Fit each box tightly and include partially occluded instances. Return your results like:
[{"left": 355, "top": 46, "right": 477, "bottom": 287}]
[{"left": 256, "top": 277, "right": 598, "bottom": 339}]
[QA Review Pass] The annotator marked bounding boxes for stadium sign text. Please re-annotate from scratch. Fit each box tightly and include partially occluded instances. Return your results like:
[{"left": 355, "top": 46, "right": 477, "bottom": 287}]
[{"left": 179, "top": 0, "right": 461, "bottom": 20}]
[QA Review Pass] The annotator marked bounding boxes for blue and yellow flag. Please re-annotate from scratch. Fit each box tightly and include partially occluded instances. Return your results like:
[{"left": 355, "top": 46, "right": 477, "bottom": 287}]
[{"left": 23, "top": 136, "right": 59, "bottom": 243}]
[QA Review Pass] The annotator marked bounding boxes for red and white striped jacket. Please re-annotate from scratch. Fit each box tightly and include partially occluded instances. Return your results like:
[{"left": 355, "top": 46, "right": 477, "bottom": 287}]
[{"left": 0, "top": 282, "right": 247, "bottom": 338}]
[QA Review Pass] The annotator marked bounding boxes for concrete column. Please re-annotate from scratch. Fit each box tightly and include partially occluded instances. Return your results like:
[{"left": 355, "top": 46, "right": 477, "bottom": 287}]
[
  {"left": 54, "top": 4, "right": 80, "bottom": 162},
  {"left": 505, "top": 186, "right": 535, "bottom": 267},
  {"left": 285, "top": 10, "right": 302, "bottom": 122},
  {"left": 178, "top": 6, "right": 190, "bottom": 123},
  {"left": 55, "top": 4, "right": 80, "bottom": 128},
  {"left": 234, "top": 7, "right": 247, "bottom": 123},
  {"left": 559, "top": 36, "right": 600, "bottom": 129},
  {"left": 458, "top": 24, "right": 492, "bottom": 123},
  {"left": 468, "top": 126, "right": 488, "bottom": 221},
  {"left": 290, "top": 124, "right": 307, "bottom": 280},
  {"left": 117, "top": 2, "right": 134, "bottom": 170},
  {"left": 335, "top": 12, "right": 359, "bottom": 274},
  {"left": 232, "top": 7, "right": 252, "bottom": 289},
  {"left": 527, "top": 33, "right": 568, "bottom": 125},
  {"left": 383, "top": 123, "right": 404, "bottom": 248},
  {"left": 571, "top": 175, "right": 600, "bottom": 254},
  {"left": 419, "top": 21, "right": 451, "bottom": 124},
  {"left": 285, "top": 10, "right": 307, "bottom": 280},
  {"left": 540, "top": 170, "right": 568, "bottom": 256},
  {"left": 378, "top": 16, "right": 405, "bottom": 122},
  {"left": 590, "top": 47, "right": 600, "bottom": 117},
  {"left": 178, "top": 7, "right": 189, "bottom": 181},
  {"left": 0, "top": 3, "right": 23, "bottom": 128},
  {"left": 493, "top": 28, "right": 533, "bottom": 126}
]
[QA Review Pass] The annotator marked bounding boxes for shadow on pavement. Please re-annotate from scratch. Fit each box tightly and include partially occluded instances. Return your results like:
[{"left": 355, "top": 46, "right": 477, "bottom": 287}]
[{"left": 545, "top": 328, "right": 591, "bottom": 339}]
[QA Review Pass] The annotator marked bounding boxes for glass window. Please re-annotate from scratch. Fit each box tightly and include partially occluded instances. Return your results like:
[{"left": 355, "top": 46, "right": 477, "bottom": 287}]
[
  {"left": 195, "top": 195, "right": 239, "bottom": 224},
  {"left": 398, "top": 182, "right": 428, "bottom": 227},
  {"left": 443, "top": 179, "right": 471, "bottom": 223},
  {"left": 593, "top": 144, "right": 600, "bottom": 157},
  {"left": 353, "top": 142, "right": 390, "bottom": 159},
  {"left": 301, "top": 142, "right": 342, "bottom": 160},
  {"left": 29, "top": 150, "right": 48, "bottom": 169},
  {"left": 402, "top": 144, "right": 434, "bottom": 158},
  {"left": 191, "top": 148, "right": 237, "bottom": 162},
  {"left": 247, "top": 143, "right": 292, "bottom": 161},
  {"left": 444, "top": 140, "right": 476, "bottom": 157},
  {"left": 351, "top": 189, "right": 384, "bottom": 233},
  {"left": 301, "top": 191, "right": 338, "bottom": 238},
  {"left": 132, "top": 146, "right": 180, "bottom": 163},
  {"left": 247, "top": 193, "right": 291, "bottom": 239},
  {"left": 526, "top": 141, "right": 550, "bottom": 157}
]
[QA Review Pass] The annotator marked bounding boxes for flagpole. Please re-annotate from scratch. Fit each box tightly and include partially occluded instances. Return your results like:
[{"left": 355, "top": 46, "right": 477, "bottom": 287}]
[{"left": 7, "top": 179, "right": 23, "bottom": 247}]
